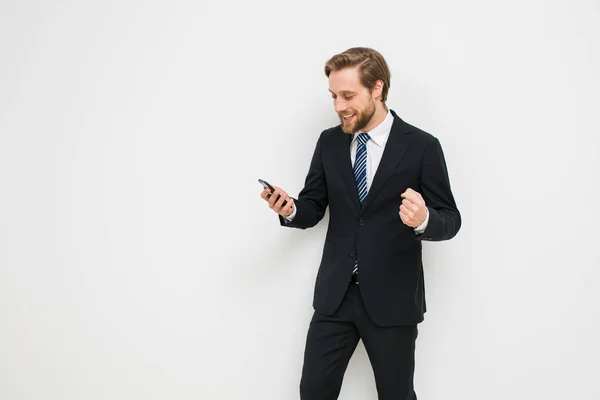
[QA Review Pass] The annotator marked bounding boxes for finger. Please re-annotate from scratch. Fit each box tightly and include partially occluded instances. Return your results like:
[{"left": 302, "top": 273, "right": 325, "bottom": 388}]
[
  {"left": 401, "top": 188, "right": 423, "bottom": 205},
  {"left": 273, "top": 190, "right": 289, "bottom": 211},
  {"left": 261, "top": 188, "right": 272, "bottom": 201},
  {"left": 268, "top": 188, "right": 283, "bottom": 207},
  {"left": 400, "top": 208, "right": 415, "bottom": 226},
  {"left": 405, "top": 187, "right": 418, "bottom": 196},
  {"left": 400, "top": 204, "right": 414, "bottom": 218},
  {"left": 274, "top": 195, "right": 286, "bottom": 212},
  {"left": 278, "top": 197, "right": 292, "bottom": 214},
  {"left": 401, "top": 190, "right": 419, "bottom": 205},
  {"left": 272, "top": 185, "right": 285, "bottom": 200},
  {"left": 402, "top": 199, "right": 418, "bottom": 212},
  {"left": 399, "top": 209, "right": 410, "bottom": 224},
  {"left": 282, "top": 198, "right": 295, "bottom": 216}
]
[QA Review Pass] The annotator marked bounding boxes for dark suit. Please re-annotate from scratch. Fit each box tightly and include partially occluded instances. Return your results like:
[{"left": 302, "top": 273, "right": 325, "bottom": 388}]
[{"left": 280, "top": 109, "right": 461, "bottom": 399}]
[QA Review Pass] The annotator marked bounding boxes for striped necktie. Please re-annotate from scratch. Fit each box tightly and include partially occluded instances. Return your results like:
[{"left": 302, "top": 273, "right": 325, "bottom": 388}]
[{"left": 352, "top": 132, "right": 370, "bottom": 274}]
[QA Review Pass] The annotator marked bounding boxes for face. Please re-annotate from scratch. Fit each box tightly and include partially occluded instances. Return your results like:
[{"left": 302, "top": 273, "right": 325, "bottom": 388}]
[{"left": 329, "top": 67, "right": 377, "bottom": 134}]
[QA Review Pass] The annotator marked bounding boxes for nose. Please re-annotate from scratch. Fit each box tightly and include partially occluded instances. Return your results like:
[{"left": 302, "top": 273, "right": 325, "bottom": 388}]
[{"left": 334, "top": 98, "right": 346, "bottom": 114}]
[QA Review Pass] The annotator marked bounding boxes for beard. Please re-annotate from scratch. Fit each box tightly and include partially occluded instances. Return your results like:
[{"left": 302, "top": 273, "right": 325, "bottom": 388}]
[{"left": 339, "top": 98, "right": 376, "bottom": 134}]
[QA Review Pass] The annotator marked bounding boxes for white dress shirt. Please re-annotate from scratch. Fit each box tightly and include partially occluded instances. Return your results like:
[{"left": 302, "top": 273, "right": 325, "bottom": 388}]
[{"left": 284, "top": 109, "right": 429, "bottom": 234}]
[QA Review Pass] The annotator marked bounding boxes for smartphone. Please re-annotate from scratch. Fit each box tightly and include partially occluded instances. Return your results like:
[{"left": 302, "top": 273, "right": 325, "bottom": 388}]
[{"left": 258, "top": 178, "right": 287, "bottom": 207}]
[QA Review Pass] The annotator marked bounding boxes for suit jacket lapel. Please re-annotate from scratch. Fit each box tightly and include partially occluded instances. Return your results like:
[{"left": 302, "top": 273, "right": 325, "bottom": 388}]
[
  {"left": 360, "top": 110, "right": 414, "bottom": 215},
  {"left": 335, "top": 131, "right": 361, "bottom": 213}
]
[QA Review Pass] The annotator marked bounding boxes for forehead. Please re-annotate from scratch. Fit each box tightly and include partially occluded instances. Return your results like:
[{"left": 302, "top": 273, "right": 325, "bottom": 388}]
[{"left": 328, "top": 67, "right": 367, "bottom": 93}]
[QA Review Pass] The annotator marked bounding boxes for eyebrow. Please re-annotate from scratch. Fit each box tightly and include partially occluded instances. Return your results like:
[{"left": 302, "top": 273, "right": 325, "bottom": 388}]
[{"left": 329, "top": 90, "right": 357, "bottom": 95}]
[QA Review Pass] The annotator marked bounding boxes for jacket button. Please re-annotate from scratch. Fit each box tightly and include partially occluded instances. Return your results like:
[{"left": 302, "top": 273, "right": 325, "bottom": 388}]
[
  {"left": 359, "top": 219, "right": 364, "bottom": 226},
  {"left": 349, "top": 250, "right": 355, "bottom": 257}
]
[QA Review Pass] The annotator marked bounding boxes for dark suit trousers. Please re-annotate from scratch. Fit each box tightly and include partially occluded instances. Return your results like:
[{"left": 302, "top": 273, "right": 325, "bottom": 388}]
[{"left": 300, "top": 280, "right": 418, "bottom": 400}]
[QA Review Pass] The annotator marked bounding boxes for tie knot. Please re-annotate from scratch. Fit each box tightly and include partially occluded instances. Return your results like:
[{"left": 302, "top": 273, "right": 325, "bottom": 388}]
[{"left": 357, "top": 132, "right": 371, "bottom": 145}]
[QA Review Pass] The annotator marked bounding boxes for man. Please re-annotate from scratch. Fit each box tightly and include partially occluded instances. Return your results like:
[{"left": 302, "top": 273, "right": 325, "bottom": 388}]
[{"left": 260, "top": 47, "right": 461, "bottom": 400}]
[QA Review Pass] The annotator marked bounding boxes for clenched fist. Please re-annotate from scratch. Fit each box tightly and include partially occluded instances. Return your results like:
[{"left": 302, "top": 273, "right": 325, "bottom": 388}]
[
  {"left": 261, "top": 185, "right": 295, "bottom": 217},
  {"left": 399, "top": 188, "right": 427, "bottom": 228}
]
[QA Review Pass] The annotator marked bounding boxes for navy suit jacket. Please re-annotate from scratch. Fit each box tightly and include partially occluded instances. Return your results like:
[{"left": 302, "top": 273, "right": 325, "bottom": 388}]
[{"left": 280, "top": 109, "right": 461, "bottom": 326}]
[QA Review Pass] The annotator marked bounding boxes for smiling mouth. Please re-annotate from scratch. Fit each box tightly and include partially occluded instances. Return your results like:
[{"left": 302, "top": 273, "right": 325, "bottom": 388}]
[{"left": 341, "top": 113, "right": 356, "bottom": 121}]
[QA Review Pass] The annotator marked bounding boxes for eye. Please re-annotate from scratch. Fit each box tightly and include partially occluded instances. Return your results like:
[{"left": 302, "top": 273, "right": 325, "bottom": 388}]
[{"left": 344, "top": 95, "right": 354, "bottom": 100}]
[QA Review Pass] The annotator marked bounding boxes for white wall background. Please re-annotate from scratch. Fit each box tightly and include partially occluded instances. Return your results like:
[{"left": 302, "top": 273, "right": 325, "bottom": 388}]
[{"left": 1, "top": 0, "right": 599, "bottom": 399}]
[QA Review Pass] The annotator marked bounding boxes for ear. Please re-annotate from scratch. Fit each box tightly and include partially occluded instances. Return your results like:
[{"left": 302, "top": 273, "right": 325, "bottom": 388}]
[{"left": 371, "top": 80, "right": 384, "bottom": 101}]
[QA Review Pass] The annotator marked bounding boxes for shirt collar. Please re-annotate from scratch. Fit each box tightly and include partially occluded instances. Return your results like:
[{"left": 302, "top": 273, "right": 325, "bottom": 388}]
[{"left": 352, "top": 109, "right": 394, "bottom": 147}]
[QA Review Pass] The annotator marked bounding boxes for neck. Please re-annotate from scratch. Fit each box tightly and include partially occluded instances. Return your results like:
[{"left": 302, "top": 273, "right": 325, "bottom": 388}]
[{"left": 363, "top": 103, "right": 388, "bottom": 132}]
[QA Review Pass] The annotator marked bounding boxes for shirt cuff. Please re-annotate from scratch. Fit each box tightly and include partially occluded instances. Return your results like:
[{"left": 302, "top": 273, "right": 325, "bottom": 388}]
[{"left": 282, "top": 203, "right": 297, "bottom": 222}]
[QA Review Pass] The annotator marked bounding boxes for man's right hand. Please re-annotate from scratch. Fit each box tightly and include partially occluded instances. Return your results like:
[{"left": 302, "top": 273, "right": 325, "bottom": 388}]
[{"left": 261, "top": 185, "right": 295, "bottom": 217}]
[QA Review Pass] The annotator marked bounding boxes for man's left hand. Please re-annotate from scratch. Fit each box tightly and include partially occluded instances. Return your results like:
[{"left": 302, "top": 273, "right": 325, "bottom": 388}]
[{"left": 399, "top": 188, "right": 427, "bottom": 228}]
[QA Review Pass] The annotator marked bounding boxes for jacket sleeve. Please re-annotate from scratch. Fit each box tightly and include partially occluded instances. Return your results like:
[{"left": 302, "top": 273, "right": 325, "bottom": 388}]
[
  {"left": 279, "top": 131, "right": 329, "bottom": 229},
  {"left": 417, "top": 137, "right": 461, "bottom": 241}
]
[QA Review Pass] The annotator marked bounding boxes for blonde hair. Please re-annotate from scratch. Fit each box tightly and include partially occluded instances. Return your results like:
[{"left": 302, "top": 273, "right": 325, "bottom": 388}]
[{"left": 325, "top": 47, "right": 391, "bottom": 103}]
